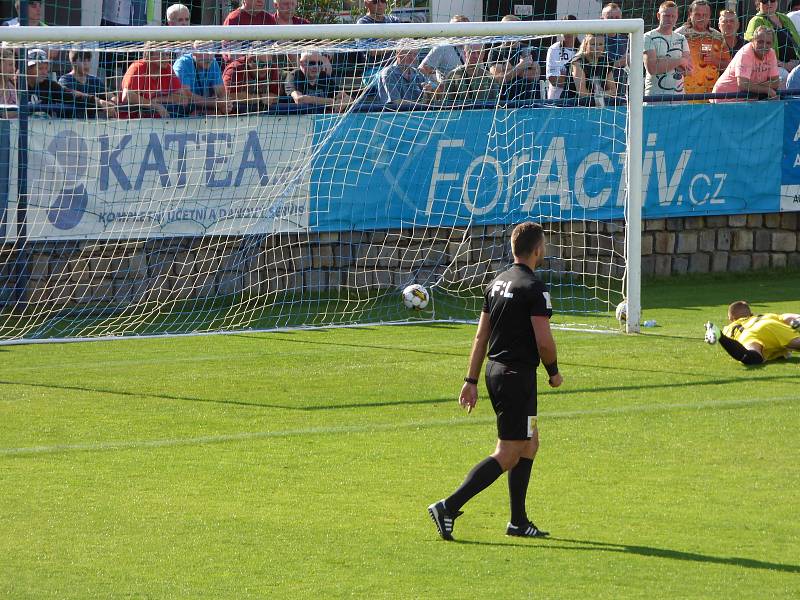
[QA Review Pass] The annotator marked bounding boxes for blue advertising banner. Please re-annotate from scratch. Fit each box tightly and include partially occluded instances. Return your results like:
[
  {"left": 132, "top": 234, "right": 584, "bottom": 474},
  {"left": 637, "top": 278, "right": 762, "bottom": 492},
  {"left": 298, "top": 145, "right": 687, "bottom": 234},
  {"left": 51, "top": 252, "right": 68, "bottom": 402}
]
[
  {"left": 310, "top": 102, "right": 784, "bottom": 231},
  {"left": 781, "top": 99, "right": 800, "bottom": 212},
  {"left": 2, "top": 101, "right": 794, "bottom": 241}
]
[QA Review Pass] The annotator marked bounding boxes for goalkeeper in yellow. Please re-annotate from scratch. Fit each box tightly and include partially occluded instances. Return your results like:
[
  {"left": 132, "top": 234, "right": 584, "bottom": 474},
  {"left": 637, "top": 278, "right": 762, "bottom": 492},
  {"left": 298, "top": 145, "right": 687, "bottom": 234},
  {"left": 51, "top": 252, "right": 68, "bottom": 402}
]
[{"left": 704, "top": 301, "right": 800, "bottom": 365}]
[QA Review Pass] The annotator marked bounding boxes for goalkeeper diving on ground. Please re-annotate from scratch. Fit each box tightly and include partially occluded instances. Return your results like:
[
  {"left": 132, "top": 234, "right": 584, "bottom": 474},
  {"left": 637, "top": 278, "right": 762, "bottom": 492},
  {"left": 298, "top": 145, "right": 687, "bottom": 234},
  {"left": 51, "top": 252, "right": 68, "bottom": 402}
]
[{"left": 704, "top": 301, "right": 800, "bottom": 365}]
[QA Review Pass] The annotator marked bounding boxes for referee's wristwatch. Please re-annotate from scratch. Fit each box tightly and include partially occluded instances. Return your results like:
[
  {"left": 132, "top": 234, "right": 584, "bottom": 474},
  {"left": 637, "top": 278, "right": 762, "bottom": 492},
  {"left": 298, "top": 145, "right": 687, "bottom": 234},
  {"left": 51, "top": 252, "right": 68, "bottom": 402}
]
[{"left": 464, "top": 377, "right": 478, "bottom": 385}]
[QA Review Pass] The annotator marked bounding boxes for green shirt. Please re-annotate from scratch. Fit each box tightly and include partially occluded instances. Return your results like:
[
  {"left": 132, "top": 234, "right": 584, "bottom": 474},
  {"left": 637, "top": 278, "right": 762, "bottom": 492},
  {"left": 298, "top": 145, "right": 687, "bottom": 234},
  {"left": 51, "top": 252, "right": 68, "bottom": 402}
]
[
  {"left": 436, "top": 65, "right": 498, "bottom": 107},
  {"left": 744, "top": 12, "right": 800, "bottom": 59}
]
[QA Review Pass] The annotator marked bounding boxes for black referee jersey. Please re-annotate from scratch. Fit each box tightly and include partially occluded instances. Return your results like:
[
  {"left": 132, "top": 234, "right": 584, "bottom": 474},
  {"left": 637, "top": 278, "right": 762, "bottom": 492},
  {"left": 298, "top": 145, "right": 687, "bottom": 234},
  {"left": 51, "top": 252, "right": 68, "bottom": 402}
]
[{"left": 482, "top": 263, "right": 553, "bottom": 368}]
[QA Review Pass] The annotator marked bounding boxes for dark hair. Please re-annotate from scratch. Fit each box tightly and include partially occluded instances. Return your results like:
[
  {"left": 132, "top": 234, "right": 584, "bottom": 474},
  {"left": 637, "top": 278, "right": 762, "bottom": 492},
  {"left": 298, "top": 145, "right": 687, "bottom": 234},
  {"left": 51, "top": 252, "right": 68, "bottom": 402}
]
[
  {"left": 511, "top": 222, "right": 544, "bottom": 258},
  {"left": 685, "top": 0, "right": 711, "bottom": 28}
]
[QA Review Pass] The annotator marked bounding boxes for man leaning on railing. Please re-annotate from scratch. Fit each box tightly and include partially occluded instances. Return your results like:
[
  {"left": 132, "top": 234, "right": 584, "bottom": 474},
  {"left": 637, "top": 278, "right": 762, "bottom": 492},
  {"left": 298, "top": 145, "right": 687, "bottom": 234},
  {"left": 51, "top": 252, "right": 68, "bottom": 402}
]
[
  {"left": 711, "top": 26, "right": 780, "bottom": 102},
  {"left": 26, "top": 49, "right": 117, "bottom": 118}
]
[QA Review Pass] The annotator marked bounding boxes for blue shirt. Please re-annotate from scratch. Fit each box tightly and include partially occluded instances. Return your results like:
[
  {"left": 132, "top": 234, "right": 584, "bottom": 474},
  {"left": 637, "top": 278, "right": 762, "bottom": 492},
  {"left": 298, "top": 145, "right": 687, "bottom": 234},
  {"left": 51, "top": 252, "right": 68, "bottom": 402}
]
[
  {"left": 356, "top": 14, "right": 402, "bottom": 24},
  {"left": 356, "top": 14, "right": 402, "bottom": 50},
  {"left": 788, "top": 64, "right": 800, "bottom": 90},
  {"left": 173, "top": 54, "right": 223, "bottom": 98},
  {"left": 377, "top": 64, "right": 426, "bottom": 103},
  {"left": 58, "top": 73, "right": 106, "bottom": 97}
]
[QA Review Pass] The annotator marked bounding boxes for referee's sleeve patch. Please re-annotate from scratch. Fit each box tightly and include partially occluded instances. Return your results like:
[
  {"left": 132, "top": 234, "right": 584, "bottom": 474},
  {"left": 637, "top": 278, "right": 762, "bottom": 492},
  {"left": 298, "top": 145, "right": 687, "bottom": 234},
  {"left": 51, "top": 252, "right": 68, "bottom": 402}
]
[{"left": 542, "top": 292, "right": 552, "bottom": 309}]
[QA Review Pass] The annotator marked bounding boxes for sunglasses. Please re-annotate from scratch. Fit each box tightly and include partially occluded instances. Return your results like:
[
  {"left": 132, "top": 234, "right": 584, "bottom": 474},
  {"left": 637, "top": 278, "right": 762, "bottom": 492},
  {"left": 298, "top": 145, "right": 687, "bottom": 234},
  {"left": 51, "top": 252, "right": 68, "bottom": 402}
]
[
  {"left": 759, "top": 0, "right": 776, "bottom": 3},
  {"left": 303, "top": 60, "right": 323, "bottom": 66}
]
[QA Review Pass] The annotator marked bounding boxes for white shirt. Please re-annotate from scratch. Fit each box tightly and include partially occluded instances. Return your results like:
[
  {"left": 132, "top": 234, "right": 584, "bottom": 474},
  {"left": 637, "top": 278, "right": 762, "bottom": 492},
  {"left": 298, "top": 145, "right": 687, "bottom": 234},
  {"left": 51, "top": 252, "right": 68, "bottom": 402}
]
[
  {"left": 545, "top": 40, "right": 577, "bottom": 99},
  {"left": 103, "top": 0, "right": 133, "bottom": 24},
  {"left": 643, "top": 29, "right": 688, "bottom": 96},
  {"left": 788, "top": 10, "right": 800, "bottom": 34},
  {"left": 419, "top": 44, "right": 464, "bottom": 83}
]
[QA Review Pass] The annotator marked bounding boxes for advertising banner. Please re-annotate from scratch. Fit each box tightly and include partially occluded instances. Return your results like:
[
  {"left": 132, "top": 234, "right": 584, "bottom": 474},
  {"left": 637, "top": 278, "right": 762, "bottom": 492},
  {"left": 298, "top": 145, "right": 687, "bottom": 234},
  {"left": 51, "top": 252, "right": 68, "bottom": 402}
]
[
  {"left": 310, "top": 102, "right": 784, "bottom": 231},
  {"left": 24, "top": 115, "right": 312, "bottom": 240},
  {"left": 780, "top": 99, "right": 800, "bottom": 212},
  {"left": 4, "top": 100, "right": 792, "bottom": 240}
]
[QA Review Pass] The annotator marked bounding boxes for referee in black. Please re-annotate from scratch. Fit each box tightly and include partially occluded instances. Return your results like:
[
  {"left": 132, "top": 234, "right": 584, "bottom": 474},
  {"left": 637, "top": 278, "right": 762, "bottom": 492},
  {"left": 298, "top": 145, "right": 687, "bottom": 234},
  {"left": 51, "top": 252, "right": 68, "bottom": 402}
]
[{"left": 428, "top": 221, "right": 562, "bottom": 541}]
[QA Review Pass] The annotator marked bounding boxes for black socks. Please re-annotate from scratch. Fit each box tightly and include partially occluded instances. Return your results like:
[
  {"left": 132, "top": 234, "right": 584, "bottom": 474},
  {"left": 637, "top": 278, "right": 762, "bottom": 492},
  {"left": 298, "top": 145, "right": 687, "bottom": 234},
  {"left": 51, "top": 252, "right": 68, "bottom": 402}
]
[
  {"left": 719, "top": 335, "right": 765, "bottom": 365},
  {"left": 508, "top": 457, "right": 534, "bottom": 525},
  {"left": 445, "top": 456, "right": 504, "bottom": 513}
]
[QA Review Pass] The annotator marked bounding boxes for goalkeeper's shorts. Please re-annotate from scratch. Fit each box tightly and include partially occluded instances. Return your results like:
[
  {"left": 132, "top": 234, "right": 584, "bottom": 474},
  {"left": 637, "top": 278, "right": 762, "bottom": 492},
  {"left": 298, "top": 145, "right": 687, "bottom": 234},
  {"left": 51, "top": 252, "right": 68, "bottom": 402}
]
[
  {"left": 737, "top": 319, "right": 798, "bottom": 361},
  {"left": 485, "top": 360, "right": 537, "bottom": 441}
]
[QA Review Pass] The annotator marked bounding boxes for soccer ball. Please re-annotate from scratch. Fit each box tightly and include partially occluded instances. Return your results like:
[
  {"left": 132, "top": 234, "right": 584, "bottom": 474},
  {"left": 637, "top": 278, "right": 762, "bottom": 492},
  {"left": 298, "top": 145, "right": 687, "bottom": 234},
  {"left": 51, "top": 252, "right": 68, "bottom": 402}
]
[
  {"left": 402, "top": 284, "right": 430, "bottom": 310},
  {"left": 615, "top": 300, "right": 627, "bottom": 323}
]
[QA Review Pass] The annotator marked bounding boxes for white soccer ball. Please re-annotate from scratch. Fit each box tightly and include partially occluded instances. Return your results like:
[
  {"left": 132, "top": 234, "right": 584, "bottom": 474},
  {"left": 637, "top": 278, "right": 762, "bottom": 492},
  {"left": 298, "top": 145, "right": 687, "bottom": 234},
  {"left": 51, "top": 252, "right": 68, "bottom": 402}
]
[
  {"left": 615, "top": 300, "right": 627, "bottom": 323},
  {"left": 402, "top": 284, "right": 430, "bottom": 310}
]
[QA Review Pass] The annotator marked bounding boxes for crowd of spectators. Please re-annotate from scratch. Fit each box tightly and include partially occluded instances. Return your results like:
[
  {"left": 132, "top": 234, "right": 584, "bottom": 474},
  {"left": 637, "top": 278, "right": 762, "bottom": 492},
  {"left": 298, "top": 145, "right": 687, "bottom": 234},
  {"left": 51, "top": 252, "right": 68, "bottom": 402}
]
[
  {"left": 644, "top": 0, "right": 800, "bottom": 102},
  {"left": 3, "top": 0, "right": 800, "bottom": 119}
]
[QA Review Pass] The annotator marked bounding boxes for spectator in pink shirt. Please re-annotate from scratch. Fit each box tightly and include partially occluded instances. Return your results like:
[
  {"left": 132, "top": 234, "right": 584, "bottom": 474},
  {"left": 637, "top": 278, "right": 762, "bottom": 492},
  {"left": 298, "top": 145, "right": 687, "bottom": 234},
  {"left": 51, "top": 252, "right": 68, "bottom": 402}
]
[{"left": 712, "top": 26, "right": 780, "bottom": 102}]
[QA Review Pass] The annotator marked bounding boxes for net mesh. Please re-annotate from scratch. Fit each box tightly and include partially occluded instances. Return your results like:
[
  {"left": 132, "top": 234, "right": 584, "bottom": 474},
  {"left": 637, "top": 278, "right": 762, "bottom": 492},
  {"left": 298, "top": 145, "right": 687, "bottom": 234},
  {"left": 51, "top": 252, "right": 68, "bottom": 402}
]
[{"left": 0, "top": 21, "right": 637, "bottom": 341}]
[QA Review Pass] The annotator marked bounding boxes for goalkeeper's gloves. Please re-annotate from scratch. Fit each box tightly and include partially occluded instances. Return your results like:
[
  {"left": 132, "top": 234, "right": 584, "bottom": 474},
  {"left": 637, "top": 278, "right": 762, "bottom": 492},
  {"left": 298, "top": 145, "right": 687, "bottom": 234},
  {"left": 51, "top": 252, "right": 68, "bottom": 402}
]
[
  {"left": 790, "top": 317, "right": 800, "bottom": 331},
  {"left": 704, "top": 322, "right": 720, "bottom": 345}
]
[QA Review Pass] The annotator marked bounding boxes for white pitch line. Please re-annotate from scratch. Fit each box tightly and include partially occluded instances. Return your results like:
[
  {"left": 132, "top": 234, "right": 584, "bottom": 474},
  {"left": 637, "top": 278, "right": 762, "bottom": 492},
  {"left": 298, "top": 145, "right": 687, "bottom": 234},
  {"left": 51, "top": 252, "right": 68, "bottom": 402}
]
[{"left": 1, "top": 395, "right": 795, "bottom": 457}]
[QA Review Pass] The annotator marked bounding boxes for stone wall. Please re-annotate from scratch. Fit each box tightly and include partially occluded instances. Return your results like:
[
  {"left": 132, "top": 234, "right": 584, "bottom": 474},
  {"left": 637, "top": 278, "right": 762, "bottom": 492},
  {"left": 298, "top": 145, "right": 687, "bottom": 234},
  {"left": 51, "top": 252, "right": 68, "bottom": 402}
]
[
  {"left": 4, "top": 213, "right": 800, "bottom": 309},
  {"left": 640, "top": 213, "right": 800, "bottom": 276}
]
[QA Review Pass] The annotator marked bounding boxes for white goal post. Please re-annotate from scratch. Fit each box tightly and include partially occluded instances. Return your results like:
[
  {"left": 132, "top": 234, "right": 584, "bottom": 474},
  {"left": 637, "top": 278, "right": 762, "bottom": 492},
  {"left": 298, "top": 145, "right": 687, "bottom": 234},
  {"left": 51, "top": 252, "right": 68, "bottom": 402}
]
[{"left": 0, "top": 19, "right": 644, "bottom": 341}]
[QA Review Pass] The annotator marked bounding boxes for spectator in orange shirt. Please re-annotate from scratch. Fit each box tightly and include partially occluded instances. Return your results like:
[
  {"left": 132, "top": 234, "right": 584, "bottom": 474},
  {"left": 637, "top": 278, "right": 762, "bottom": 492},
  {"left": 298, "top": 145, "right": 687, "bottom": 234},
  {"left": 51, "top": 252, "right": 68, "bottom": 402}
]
[
  {"left": 223, "top": 53, "right": 282, "bottom": 113},
  {"left": 120, "top": 45, "right": 192, "bottom": 118},
  {"left": 223, "top": 0, "right": 276, "bottom": 26},
  {"left": 675, "top": 0, "right": 730, "bottom": 96}
]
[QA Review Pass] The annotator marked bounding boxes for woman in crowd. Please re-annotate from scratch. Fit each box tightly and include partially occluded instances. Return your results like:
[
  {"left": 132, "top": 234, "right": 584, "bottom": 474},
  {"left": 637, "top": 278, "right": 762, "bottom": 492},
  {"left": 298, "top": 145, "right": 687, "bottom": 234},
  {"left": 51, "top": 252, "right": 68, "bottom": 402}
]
[
  {"left": 745, "top": 0, "right": 800, "bottom": 79},
  {"left": 570, "top": 34, "right": 617, "bottom": 105}
]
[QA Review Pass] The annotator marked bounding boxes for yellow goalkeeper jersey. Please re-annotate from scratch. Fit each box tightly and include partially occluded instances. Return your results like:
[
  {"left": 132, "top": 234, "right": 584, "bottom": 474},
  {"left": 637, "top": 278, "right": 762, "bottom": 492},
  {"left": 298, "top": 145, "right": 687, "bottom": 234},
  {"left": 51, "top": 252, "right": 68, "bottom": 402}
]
[{"left": 722, "top": 313, "right": 798, "bottom": 361}]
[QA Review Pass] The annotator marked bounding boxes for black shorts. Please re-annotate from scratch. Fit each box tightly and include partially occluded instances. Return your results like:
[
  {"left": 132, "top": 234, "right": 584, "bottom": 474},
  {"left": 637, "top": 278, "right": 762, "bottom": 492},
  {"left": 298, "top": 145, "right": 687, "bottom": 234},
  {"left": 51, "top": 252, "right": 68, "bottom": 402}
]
[{"left": 485, "top": 360, "right": 538, "bottom": 441}]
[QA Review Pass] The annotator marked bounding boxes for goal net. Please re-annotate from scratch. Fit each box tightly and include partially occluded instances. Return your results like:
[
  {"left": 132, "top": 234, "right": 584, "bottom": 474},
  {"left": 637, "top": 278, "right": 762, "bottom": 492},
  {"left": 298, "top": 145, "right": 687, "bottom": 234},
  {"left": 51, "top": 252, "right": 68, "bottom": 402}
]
[{"left": 0, "top": 20, "right": 643, "bottom": 342}]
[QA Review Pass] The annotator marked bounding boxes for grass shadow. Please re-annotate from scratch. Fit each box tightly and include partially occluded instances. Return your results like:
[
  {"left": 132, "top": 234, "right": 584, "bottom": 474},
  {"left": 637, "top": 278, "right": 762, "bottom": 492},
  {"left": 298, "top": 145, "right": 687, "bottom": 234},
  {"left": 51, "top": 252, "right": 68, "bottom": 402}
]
[
  {"left": 455, "top": 537, "right": 800, "bottom": 573},
  {"left": 0, "top": 379, "right": 453, "bottom": 411},
  {"left": 229, "top": 333, "right": 465, "bottom": 357}
]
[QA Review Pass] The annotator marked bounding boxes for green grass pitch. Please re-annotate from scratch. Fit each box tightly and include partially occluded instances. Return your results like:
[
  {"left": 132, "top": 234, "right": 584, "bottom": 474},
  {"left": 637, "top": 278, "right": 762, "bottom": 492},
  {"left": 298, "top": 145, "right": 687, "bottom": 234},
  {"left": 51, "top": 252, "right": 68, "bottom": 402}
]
[{"left": 1, "top": 271, "right": 799, "bottom": 599}]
